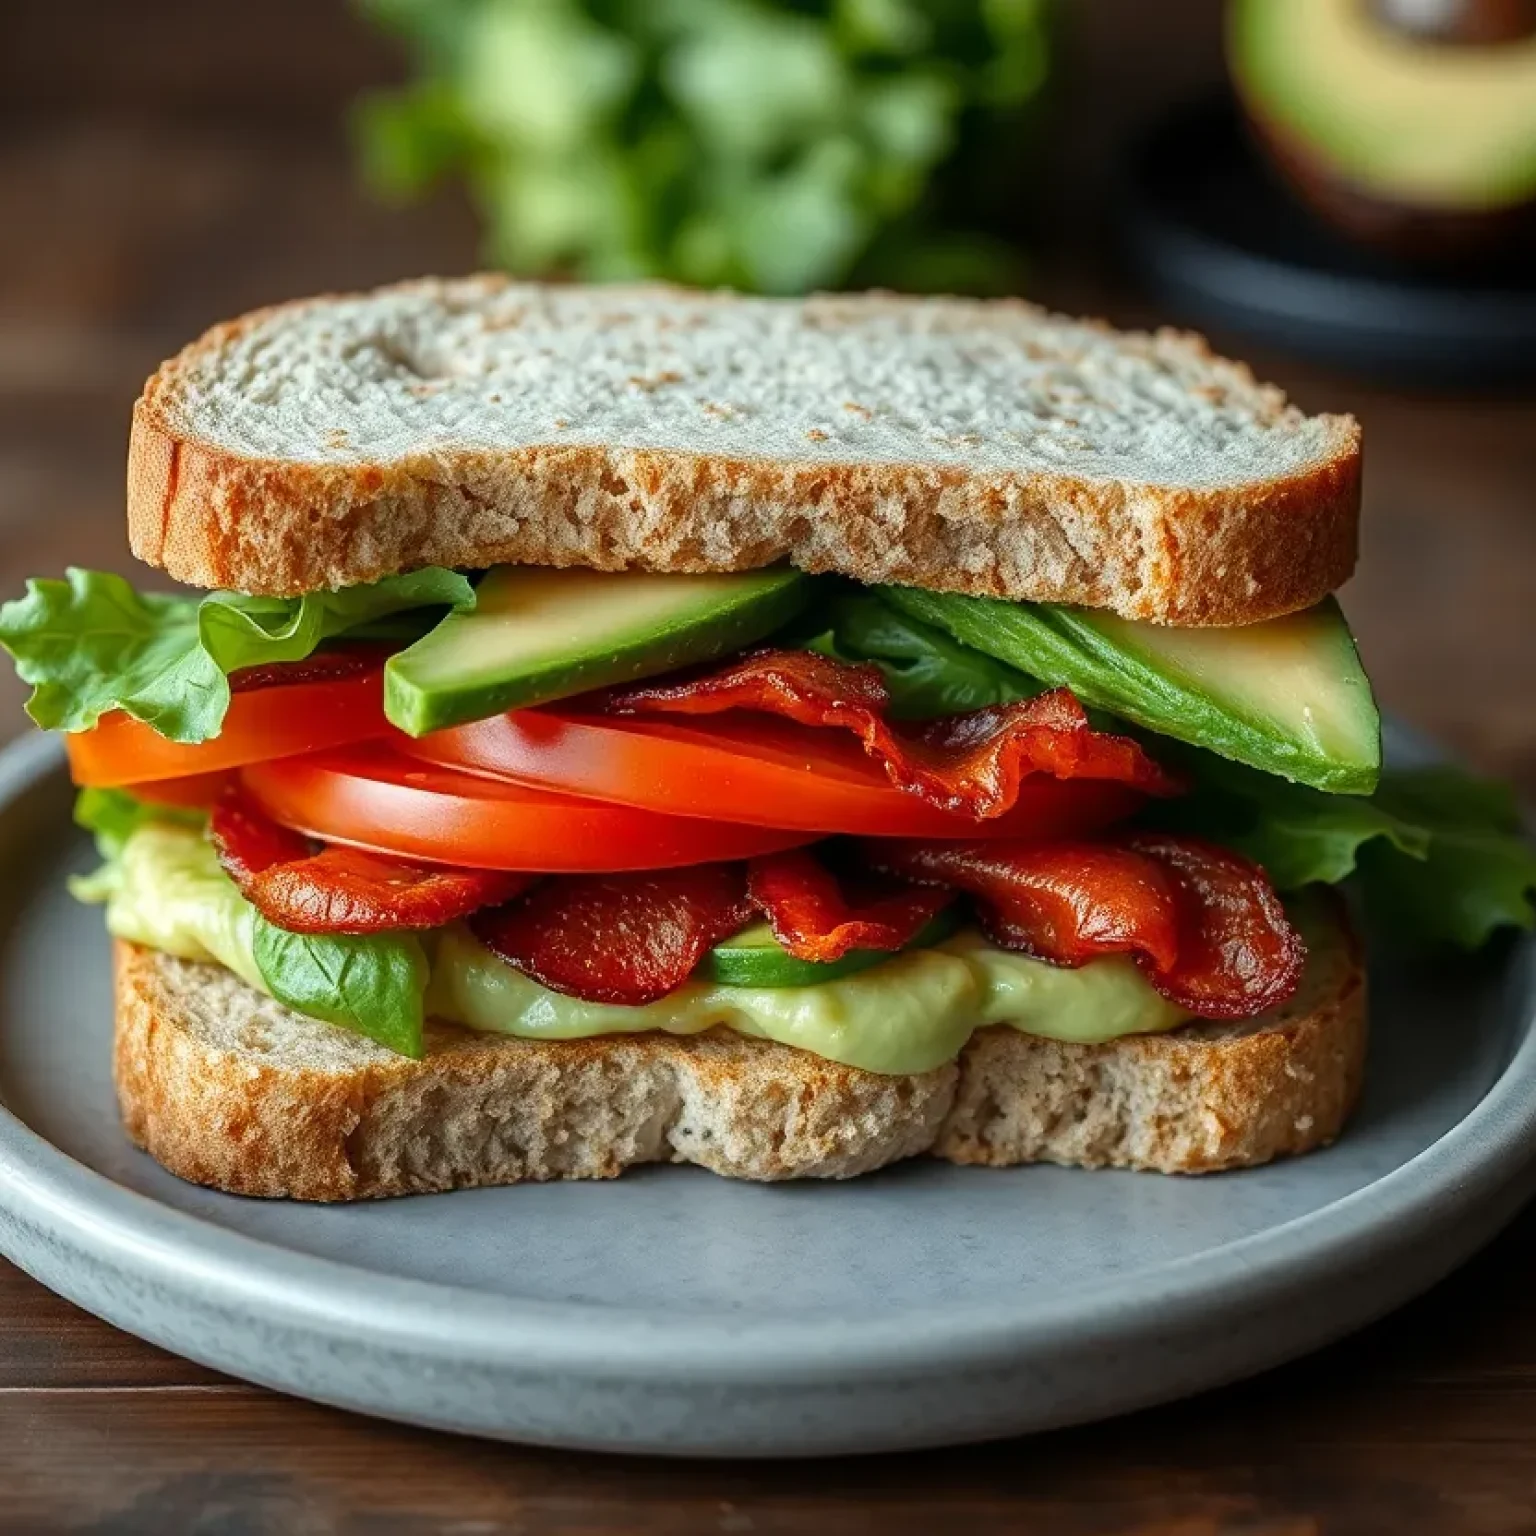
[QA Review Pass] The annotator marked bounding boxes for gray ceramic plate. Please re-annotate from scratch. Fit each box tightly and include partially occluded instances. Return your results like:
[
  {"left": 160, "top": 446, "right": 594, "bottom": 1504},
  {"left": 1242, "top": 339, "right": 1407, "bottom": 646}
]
[{"left": 0, "top": 729, "right": 1532, "bottom": 1457}]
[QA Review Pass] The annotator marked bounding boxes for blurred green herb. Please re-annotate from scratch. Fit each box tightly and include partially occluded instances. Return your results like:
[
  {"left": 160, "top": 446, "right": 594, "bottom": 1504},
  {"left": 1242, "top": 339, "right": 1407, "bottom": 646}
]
[{"left": 353, "top": 0, "right": 1049, "bottom": 293}]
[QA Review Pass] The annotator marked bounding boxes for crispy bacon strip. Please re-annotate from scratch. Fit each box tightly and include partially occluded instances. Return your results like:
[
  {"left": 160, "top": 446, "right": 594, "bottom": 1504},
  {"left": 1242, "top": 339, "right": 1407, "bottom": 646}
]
[
  {"left": 471, "top": 850, "right": 946, "bottom": 1001},
  {"left": 747, "top": 848, "right": 955, "bottom": 963},
  {"left": 862, "top": 839, "right": 1182, "bottom": 973},
  {"left": 599, "top": 650, "right": 1180, "bottom": 817},
  {"left": 211, "top": 783, "right": 312, "bottom": 877},
  {"left": 1125, "top": 832, "right": 1305, "bottom": 1019},
  {"left": 862, "top": 833, "right": 1303, "bottom": 1019},
  {"left": 229, "top": 643, "right": 395, "bottom": 694},
  {"left": 211, "top": 786, "right": 531, "bottom": 935},
  {"left": 470, "top": 864, "right": 754, "bottom": 1007},
  {"left": 462, "top": 832, "right": 1298, "bottom": 1017}
]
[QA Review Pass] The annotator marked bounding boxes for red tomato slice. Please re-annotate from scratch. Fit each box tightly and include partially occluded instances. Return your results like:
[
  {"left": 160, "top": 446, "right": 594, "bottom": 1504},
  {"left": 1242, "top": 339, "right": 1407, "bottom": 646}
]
[
  {"left": 126, "top": 772, "right": 233, "bottom": 809},
  {"left": 396, "top": 711, "right": 1146, "bottom": 839},
  {"left": 239, "top": 747, "right": 816, "bottom": 872},
  {"left": 67, "top": 670, "right": 390, "bottom": 788}
]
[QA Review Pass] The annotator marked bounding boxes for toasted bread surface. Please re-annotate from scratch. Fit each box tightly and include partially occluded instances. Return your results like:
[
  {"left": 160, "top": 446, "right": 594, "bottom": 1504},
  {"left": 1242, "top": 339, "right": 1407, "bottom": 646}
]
[
  {"left": 129, "top": 277, "right": 1360, "bottom": 625},
  {"left": 112, "top": 903, "right": 1365, "bottom": 1200}
]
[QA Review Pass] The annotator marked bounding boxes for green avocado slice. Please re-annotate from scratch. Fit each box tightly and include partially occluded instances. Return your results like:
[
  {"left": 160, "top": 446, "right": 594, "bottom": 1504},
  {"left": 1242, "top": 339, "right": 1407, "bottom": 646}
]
[
  {"left": 876, "top": 588, "right": 1381, "bottom": 795},
  {"left": 384, "top": 565, "right": 811, "bottom": 735},
  {"left": 704, "top": 908, "right": 962, "bottom": 989}
]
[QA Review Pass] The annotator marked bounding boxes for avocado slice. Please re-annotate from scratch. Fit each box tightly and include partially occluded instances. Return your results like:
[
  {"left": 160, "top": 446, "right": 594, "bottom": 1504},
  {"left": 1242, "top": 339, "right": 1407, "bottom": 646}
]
[
  {"left": 704, "top": 908, "right": 962, "bottom": 989},
  {"left": 385, "top": 566, "right": 811, "bottom": 735},
  {"left": 877, "top": 588, "right": 1381, "bottom": 795},
  {"left": 1229, "top": 0, "right": 1536, "bottom": 213}
]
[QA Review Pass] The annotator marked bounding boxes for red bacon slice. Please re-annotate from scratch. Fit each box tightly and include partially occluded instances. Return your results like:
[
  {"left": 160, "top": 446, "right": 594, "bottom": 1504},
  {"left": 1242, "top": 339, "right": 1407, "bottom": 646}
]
[
  {"left": 459, "top": 832, "right": 1297, "bottom": 1017},
  {"left": 229, "top": 642, "right": 395, "bottom": 694},
  {"left": 600, "top": 650, "right": 1180, "bottom": 818},
  {"left": 862, "top": 833, "right": 1303, "bottom": 1019},
  {"left": 211, "top": 782, "right": 313, "bottom": 878},
  {"left": 863, "top": 839, "right": 1181, "bottom": 973},
  {"left": 470, "top": 864, "right": 754, "bottom": 1007},
  {"left": 747, "top": 848, "right": 955, "bottom": 963},
  {"left": 1125, "top": 832, "right": 1305, "bottom": 1019},
  {"left": 211, "top": 786, "right": 530, "bottom": 935}
]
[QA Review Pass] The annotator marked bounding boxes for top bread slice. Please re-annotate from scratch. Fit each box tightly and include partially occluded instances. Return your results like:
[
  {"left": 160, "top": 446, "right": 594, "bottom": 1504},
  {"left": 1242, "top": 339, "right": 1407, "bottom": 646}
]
[{"left": 128, "top": 277, "right": 1361, "bottom": 625}]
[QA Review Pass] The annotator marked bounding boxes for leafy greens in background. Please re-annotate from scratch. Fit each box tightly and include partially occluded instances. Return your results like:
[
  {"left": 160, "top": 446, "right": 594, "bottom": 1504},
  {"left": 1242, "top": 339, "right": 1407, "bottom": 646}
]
[
  {"left": 354, "top": 0, "right": 1050, "bottom": 294},
  {"left": 809, "top": 590, "right": 1536, "bottom": 950},
  {"left": 0, "top": 567, "right": 475, "bottom": 744}
]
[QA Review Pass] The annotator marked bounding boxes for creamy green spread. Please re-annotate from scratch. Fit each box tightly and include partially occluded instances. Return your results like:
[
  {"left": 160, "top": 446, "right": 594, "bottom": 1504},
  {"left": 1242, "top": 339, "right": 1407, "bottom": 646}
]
[
  {"left": 81, "top": 822, "right": 267, "bottom": 991},
  {"left": 86, "top": 824, "right": 1188, "bottom": 1074}
]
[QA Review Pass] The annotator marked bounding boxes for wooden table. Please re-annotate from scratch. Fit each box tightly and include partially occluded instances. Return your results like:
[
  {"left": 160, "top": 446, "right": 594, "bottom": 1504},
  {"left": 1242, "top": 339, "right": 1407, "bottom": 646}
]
[{"left": 2, "top": 1, "right": 1535, "bottom": 1529}]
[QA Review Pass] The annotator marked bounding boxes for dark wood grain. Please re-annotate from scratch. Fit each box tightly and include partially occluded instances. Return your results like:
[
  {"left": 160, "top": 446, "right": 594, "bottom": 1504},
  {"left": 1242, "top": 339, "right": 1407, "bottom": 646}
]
[{"left": 1, "top": 0, "right": 1534, "bottom": 1530}]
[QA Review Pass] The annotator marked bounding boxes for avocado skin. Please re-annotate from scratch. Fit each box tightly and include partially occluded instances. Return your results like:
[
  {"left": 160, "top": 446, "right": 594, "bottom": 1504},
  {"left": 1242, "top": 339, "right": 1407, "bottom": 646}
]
[
  {"left": 1252, "top": 109, "right": 1536, "bottom": 267},
  {"left": 384, "top": 567, "right": 812, "bottom": 736},
  {"left": 704, "top": 909, "right": 962, "bottom": 989}
]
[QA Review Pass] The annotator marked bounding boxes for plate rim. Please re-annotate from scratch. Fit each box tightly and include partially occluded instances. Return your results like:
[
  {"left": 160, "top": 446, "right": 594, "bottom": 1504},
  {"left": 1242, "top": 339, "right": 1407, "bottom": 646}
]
[{"left": 2, "top": 729, "right": 1535, "bottom": 1389}]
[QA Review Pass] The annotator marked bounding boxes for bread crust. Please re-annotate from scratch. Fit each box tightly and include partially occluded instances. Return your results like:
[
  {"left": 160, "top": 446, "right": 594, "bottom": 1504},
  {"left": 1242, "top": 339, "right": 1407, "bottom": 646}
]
[
  {"left": 127, "top": 279, "right": 1361, "bottom": 626},
  {"left": 112, "top": 907, "right": 1366, "bottom": 1200}
]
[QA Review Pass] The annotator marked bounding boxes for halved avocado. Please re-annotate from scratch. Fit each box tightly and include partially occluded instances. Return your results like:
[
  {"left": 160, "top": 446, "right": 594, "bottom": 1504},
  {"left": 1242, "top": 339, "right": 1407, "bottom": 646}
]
[
  {"left": 878, "top": 587, "right": 1381, "bottom": 795},
  {"left": 385, "top": 565, "right": 810, "bottom": 735},
  {"left": 1230, "top": 0, "right": 1536, "bottom": 240}
]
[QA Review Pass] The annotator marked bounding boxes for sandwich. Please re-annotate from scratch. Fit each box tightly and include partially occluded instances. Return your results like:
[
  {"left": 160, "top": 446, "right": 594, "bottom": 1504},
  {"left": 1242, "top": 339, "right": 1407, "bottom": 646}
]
[{"left": 3, "top": 277, "right": 1532, "bottom": 1201}]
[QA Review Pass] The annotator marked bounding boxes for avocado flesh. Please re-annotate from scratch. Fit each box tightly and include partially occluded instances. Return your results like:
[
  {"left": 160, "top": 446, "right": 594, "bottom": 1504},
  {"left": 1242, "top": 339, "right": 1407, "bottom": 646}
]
[
  {"left": 704, "top": 908, "right": 962, "bottom": 989},
  {"left": 385, "top": 566, "right": 811, "bottom": 735},
  {"left": 1230, "top": 0, "right": 1536, "bottom": 210},
  {"left": 877, "top": 588, "right": 1381, "bottom": 795}
]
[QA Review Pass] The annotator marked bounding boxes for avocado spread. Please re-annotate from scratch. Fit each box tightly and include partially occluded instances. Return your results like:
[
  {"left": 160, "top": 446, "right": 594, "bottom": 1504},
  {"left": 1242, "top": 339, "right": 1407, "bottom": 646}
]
[{"left": 87, "top": 824, "right": 1188, "bottom": 1076}]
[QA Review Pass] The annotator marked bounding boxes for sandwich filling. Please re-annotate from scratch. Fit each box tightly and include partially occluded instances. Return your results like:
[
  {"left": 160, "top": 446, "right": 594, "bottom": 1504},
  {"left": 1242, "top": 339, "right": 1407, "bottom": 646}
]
[
  {"left": 5, "top": 563, "right": 1534, "bottom": 1066},
  {"left": 90, "top": 820, "right": 1185, "bottom": 1074}
]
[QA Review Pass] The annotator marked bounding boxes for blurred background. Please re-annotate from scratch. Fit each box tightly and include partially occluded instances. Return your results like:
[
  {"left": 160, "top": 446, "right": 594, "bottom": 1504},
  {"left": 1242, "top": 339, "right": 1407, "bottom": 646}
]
[{"left": 0, "top": 0, "right": 1532, "bottom": 782}]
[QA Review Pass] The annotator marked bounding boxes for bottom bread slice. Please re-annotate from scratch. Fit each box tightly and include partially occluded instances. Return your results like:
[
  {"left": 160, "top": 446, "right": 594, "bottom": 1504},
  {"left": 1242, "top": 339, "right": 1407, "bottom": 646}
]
[{"left": 113, "top": 905, "right": 1366, "bottom": 1200}]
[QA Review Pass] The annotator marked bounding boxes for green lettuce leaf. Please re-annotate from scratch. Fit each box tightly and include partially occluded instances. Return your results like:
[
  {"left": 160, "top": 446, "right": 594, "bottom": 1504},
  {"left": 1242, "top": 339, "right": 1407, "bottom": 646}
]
[
  {"left": 71, "top": 788, "right": 428, "bottom": 1056},
  {"left": 799, "top": 592, "right": 1534, "bottom": 949},
  {"left": 1358, "top": 770, "right": 1536, "bottom": 950},
  {"left": 74, "top": 785, "right": 203, "bottom": 862},
  {"left": 794, "top": 592, "right": 1531, "bottom": 949},
  {"left": 251, "top": 919, "right": 428, "bottom": 1059},
  {"left": 799, "top": 589, "right": 1038, "bottom": 718},
  {"left": 1156, "top": 752, "right": 1536, "bottom": 949},
  {"left": 0, "top": 567, "right": 474, "bottom": 744},
  {"left": 1, "top": 573, "right": 222, "bottom": 741},
  {"left": 877, "top": 586, "right": 1380, "bottom": 795}
]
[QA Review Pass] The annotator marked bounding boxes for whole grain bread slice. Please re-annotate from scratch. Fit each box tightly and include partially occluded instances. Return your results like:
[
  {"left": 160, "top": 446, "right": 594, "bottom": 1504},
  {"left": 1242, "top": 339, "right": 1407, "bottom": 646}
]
[
  {"left": 129, "top": 277, "right": 1360, "bottom": 625},
  {"left": 112, "top": 901, "right": 1365, "bottom": 1200}
]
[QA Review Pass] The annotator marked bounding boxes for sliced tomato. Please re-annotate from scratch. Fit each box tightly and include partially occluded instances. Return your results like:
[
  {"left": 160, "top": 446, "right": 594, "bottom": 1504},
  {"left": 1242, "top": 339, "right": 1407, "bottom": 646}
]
[
  {"left": 239, "top": 747, "right": 816, "bottom": 872},
  {"left": 126, "top": 771, "right": 233, "bottom": 808},
  {"left": 209, "top": 784, "right": 533, "bottom": 933},
  {"left": 397, "top": 710, "right": 1147, "bottom": 839},
  {"left": 599, "top": 654, "right": 1179, "bottom": 811},
  {"left": 67, "top": 668, "right": 390, "bottom": 788}
]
